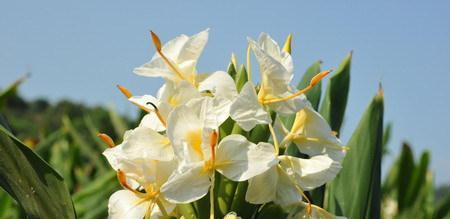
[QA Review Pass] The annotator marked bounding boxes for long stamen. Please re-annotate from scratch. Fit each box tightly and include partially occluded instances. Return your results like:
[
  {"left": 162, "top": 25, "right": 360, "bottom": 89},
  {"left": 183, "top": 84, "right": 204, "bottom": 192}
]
[
  {"left": 150, "top": 31, "right": 187, "bottom": 81},
  {"left": 97, "top": 133, "right": 115, "bottom": 148},
  {"left": 262, "top": 69, "right": 332, "bottom": 104}
]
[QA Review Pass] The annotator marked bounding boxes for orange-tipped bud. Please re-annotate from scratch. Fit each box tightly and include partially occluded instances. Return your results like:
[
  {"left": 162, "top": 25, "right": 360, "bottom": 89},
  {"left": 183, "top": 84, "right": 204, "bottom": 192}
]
[
  {"left": 310, "top": 69, "right": 332, "bottom": 87},
  {"left": 117, "top": 85, "right": 132, "bottom": 98},
  {"left": 150, "top": 31, "right": 162, "bottom": 51},
  {"left": 97, "top": 133, "right": 115, "bottom": 148}
]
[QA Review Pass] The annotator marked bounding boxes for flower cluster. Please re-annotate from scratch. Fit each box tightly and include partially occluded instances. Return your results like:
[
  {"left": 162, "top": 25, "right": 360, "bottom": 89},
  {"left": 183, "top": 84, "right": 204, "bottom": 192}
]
[{"left": 99, "top": 29, "right": 347, "bottom": 219}]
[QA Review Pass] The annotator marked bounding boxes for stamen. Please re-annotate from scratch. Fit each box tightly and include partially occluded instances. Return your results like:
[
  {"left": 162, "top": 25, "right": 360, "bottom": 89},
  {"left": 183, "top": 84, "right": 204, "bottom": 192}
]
[
  {"left": 117, "top": 85, "right": 133, "bottom": 98},
  {"left": 150, "top": 31, "right": 187, "bottom": 82},
  {"left": 117, "top": 170, "right": 141, "bottom": 194},
  {"left": 145, "top": 102, "right": 167, "bottom": 128},
  {"left": 282, "top": 33, "right": 292, "bottom": 54},
  {"left": 262, "top": 69, "right": 332, "bottom": 104},
  {"left": 97, "top": 133, "right": 115, "bottom": 148}
]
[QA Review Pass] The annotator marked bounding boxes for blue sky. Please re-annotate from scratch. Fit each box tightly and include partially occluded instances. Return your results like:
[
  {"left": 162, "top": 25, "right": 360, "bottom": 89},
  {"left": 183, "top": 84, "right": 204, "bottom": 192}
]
[{"left": 1, "top": 1, "right": 450, "bottom": 185}]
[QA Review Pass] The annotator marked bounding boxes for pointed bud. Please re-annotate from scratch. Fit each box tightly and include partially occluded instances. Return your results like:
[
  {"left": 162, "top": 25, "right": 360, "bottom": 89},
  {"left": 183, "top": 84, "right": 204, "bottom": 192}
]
[
  {"left": 282, "top": 33, "right": 292, "bottom": 54},
  {"left": 231, "top": 53, "right": 238, "bottom": 68}
]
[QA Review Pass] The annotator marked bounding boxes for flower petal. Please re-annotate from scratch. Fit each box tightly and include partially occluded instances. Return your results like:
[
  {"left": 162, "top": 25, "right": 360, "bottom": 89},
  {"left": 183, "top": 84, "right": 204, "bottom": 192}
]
[
  {"left": 161, "top": 162, "right": 211, "bottom": 203},
  {"left": 177, "top": 29, "right": 209, "bottom": 63},
  {"left": 246, "top": 165, "right": 278, "bottom": 204},
  {"left": 279, "top": 155, "right": 341, "bottom": 191},
  {"left": 107, "top": 190, "right": 148, "bottom": 219},
  {"left": 215, "top": 134, "right": 277, "bottom": 181},
  {"left": 198, "top": 71, "right": 238, "bottom": 101},
  {"left": 230, "top": 82, "right": 271, "bottom": 131}
]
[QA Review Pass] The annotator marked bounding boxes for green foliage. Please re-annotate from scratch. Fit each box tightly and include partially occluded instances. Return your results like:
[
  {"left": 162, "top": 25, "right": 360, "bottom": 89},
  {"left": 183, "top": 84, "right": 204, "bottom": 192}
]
[{"left": 0, "top": 121, "right": 76, "bottom": 219}]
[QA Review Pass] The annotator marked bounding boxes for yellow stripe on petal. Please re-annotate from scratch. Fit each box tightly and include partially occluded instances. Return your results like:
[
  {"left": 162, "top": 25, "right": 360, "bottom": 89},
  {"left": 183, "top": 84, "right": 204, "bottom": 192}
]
[{"left": 186, "top": 129, "right": 204, "bottom": 159}]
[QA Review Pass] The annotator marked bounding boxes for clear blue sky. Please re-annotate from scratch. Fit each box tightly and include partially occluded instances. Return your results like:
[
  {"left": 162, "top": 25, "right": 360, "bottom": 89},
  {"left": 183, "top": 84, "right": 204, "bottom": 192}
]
[{"left": 1, "top": 1, "right": 450, "bottom": 185}]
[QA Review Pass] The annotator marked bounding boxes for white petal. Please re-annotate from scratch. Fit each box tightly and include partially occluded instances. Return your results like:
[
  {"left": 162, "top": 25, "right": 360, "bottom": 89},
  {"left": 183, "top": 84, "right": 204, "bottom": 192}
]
[
  {"left": 161, "top": 162, "right": 211, "bottom": 203},
  {"left": 133, "top": 57, "right": 178, "bottom": 81},
  {"left": 258, "top": 33, "right": 293, "bottom": 74},
  {"left": 246, "top": 165, "right": 278, "bottom": 204},
  {"left": 273, "top": 116, "right": 289, "bottom": 146},
  {"left": 108, "top": 190, "right": 148, "bottom": 219},
  {"left": 230, "top": 82, "right": 271, "bottom": 131},
  {"left": 187, "top": 96, "right": 231, "bottom": 129},
  {"left": 158, "top": 81, "right": 201, "bottom": 108},
  {"left": 121, "top": 126, "right": 174, "bottom": 161},
  {"left": 279, "top": 155, "right": 341, "bottom": 191},
  {"left": 177, "top": 29, "right": 209, "bottom": 63},
  {"left": 215, "top": 134, "right": 277, "bottom": 181},
  {"left": 139, "top": 113, "right": 166, "bottom": 132},
  {"left": 128, "top": 95, "right": 159, "bottom": 112},
  {"left": 268, "top": 93, "right": 308, "bottom": 115},
  {"left": 198, "top": 71, "right": 238, "bottom": 101},
  {"left": 291, "top": 106, "right": 346, "bottom": 162},
  {"left": 275, "top": 165, "right": 302, "bottom": 206},
  {"left": 162, "top": 34, "right": 190, "bottom": 59}
]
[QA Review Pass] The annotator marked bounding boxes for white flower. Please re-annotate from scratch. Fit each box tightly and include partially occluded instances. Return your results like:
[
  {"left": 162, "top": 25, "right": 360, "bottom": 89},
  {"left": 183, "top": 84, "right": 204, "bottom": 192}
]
[
  {"left": 103, "top": 127, "right": 177, "bottom": 219},
  {"left": 161, "top": 98, "right": 277, "bottom": 203},
  {"left": 246, "top": 155, "right": 341, "bottom": 206},
  {"left": 282, "top": 106, "right": 347, "bottom": 162},
  {"left": 134, "top": 29, "right": 209, "bottom": 85}
]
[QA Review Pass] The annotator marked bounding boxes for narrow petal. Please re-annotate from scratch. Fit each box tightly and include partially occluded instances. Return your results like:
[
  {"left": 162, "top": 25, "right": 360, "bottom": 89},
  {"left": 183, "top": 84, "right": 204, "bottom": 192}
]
[
  {"left": 230, "top": 82, "right": 271, "bottom": 131},
  {"left": 107, "top": 190, "right": 148, "bottom": 219},
  {"left": 161, "top": 162, "right": 211, "bottom": 203},
  {"left": 121, "top": 126, "right": 174, "bottom": 161},
  {"left": 275, "top": 165, "right": 302, "bottom": 206},
  {"left": 246, "top": 165, "right": 278, "bottom": 204},
  {"left": 215, "top": 134, "right": 277, "bottom": 181},
  {"left": 177, "top": 29, "right": 209, "bottom": 62},
  {"left": 139, "top": 113, "right": 166, "bottom": 132}
]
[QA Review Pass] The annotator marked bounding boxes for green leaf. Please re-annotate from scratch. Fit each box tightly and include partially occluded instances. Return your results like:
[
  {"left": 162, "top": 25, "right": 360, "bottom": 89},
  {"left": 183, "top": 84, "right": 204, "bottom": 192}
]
[
  {"left": 382, "top": 122, "right": 392, "bottom": 155},
  {"left": 0, "top": 120, "right": 76, "bottom": 219},
  {"left": 433, "top": 194, "right": 450, "bottom": 219},
  {"left": 319, "top": 52, "right": 352, "bottom": 134},
  {"left": 297, "top": 60, "right": 322, "bottom": 110},
  {"left": 397, "top": 142, "right": 416, "bottom": 211},
  {"left": 404, "top": 150, "right": 430, "bottom": 208},
  {"left": 227, "top": 62, "right": 238, "bottom": 80},
  {"left": 325, "top": 90, "right": 383, "bottom": 219}
]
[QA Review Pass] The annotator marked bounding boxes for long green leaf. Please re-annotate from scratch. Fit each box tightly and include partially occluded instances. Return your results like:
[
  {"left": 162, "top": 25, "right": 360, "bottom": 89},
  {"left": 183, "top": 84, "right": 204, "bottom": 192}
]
[
  {"left": 0, "top": 121, "right": 76, "bottom": 219},
  {"left": 297, "top": 60, "right": 322, "bottom": 110},
  {"left": 319, "top": 52, "right": 352, "bottom": 134},
  {"left": 325, "top": 90, "right": 383, "bottom": 219}
]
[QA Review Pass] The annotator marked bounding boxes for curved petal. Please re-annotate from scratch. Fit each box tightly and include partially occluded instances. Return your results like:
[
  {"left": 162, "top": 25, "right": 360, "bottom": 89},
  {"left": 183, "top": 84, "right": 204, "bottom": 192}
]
[
  {"left": 246, "top": 165, "right": 278, "bottom": 204},
  {"left": 161, "top": 162, "right": 211, "bottom": 203},
  {"left": 230, "top": 82, "right": 271, "bottom": 131},
  {"left": 177, "top": 29, "right": 209, "bottom": 63},
  {"left": 268, "top": 93, "right": 308, "bottom": 115},
  {"left": 215, "top": 134, "right": 277, "bottom": 181},
  {"left": 128, "top": 95, "right": 159, "bottom": 112},
  {"left": 279, "top": 155, "right": 341, "bottom": 191},
  {"left": 108, "top": 190, "right": 148, "bottom": 219},
  {"left": 291, "top": 106, "right": 346, "bottom": 162},
  {"left": 258, "top": 33, "right": 293, "bottom": 74},
  {"left": 275, "top": 165, "right": 302, "bottom": 206},
  {"left": 187, "top": 96, "right": 231, "bottom": 129},
  {"left": 133, "top": 57, "right": 178, "bottom": 81}
]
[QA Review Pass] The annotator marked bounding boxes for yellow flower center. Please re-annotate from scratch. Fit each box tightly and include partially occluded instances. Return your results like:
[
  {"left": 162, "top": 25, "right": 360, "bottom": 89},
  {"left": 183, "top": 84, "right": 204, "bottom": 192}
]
[{"left": 186, "top": 129, "right": 204, "bottom": 159}]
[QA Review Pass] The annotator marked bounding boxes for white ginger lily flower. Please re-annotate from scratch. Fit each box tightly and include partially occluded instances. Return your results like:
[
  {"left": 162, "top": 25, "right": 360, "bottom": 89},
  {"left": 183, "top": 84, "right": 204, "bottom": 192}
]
[
  {"left": 230, "top": 33, "right": 330, "bottom": 131},
  {"left": 161, "top": 97, "right": 277, "bottom": 203},
  {"left": 281, "top": 105, "right": 347, "bottom": 162},
  {"left": 102, "top": 127, "right": 177, "bottom": 219},
  {"left": 134, "top": 29, "right": 209, "bottom": 85},
  {"left": 246, "top": 155, "right": 341, "bottom": 206}
]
